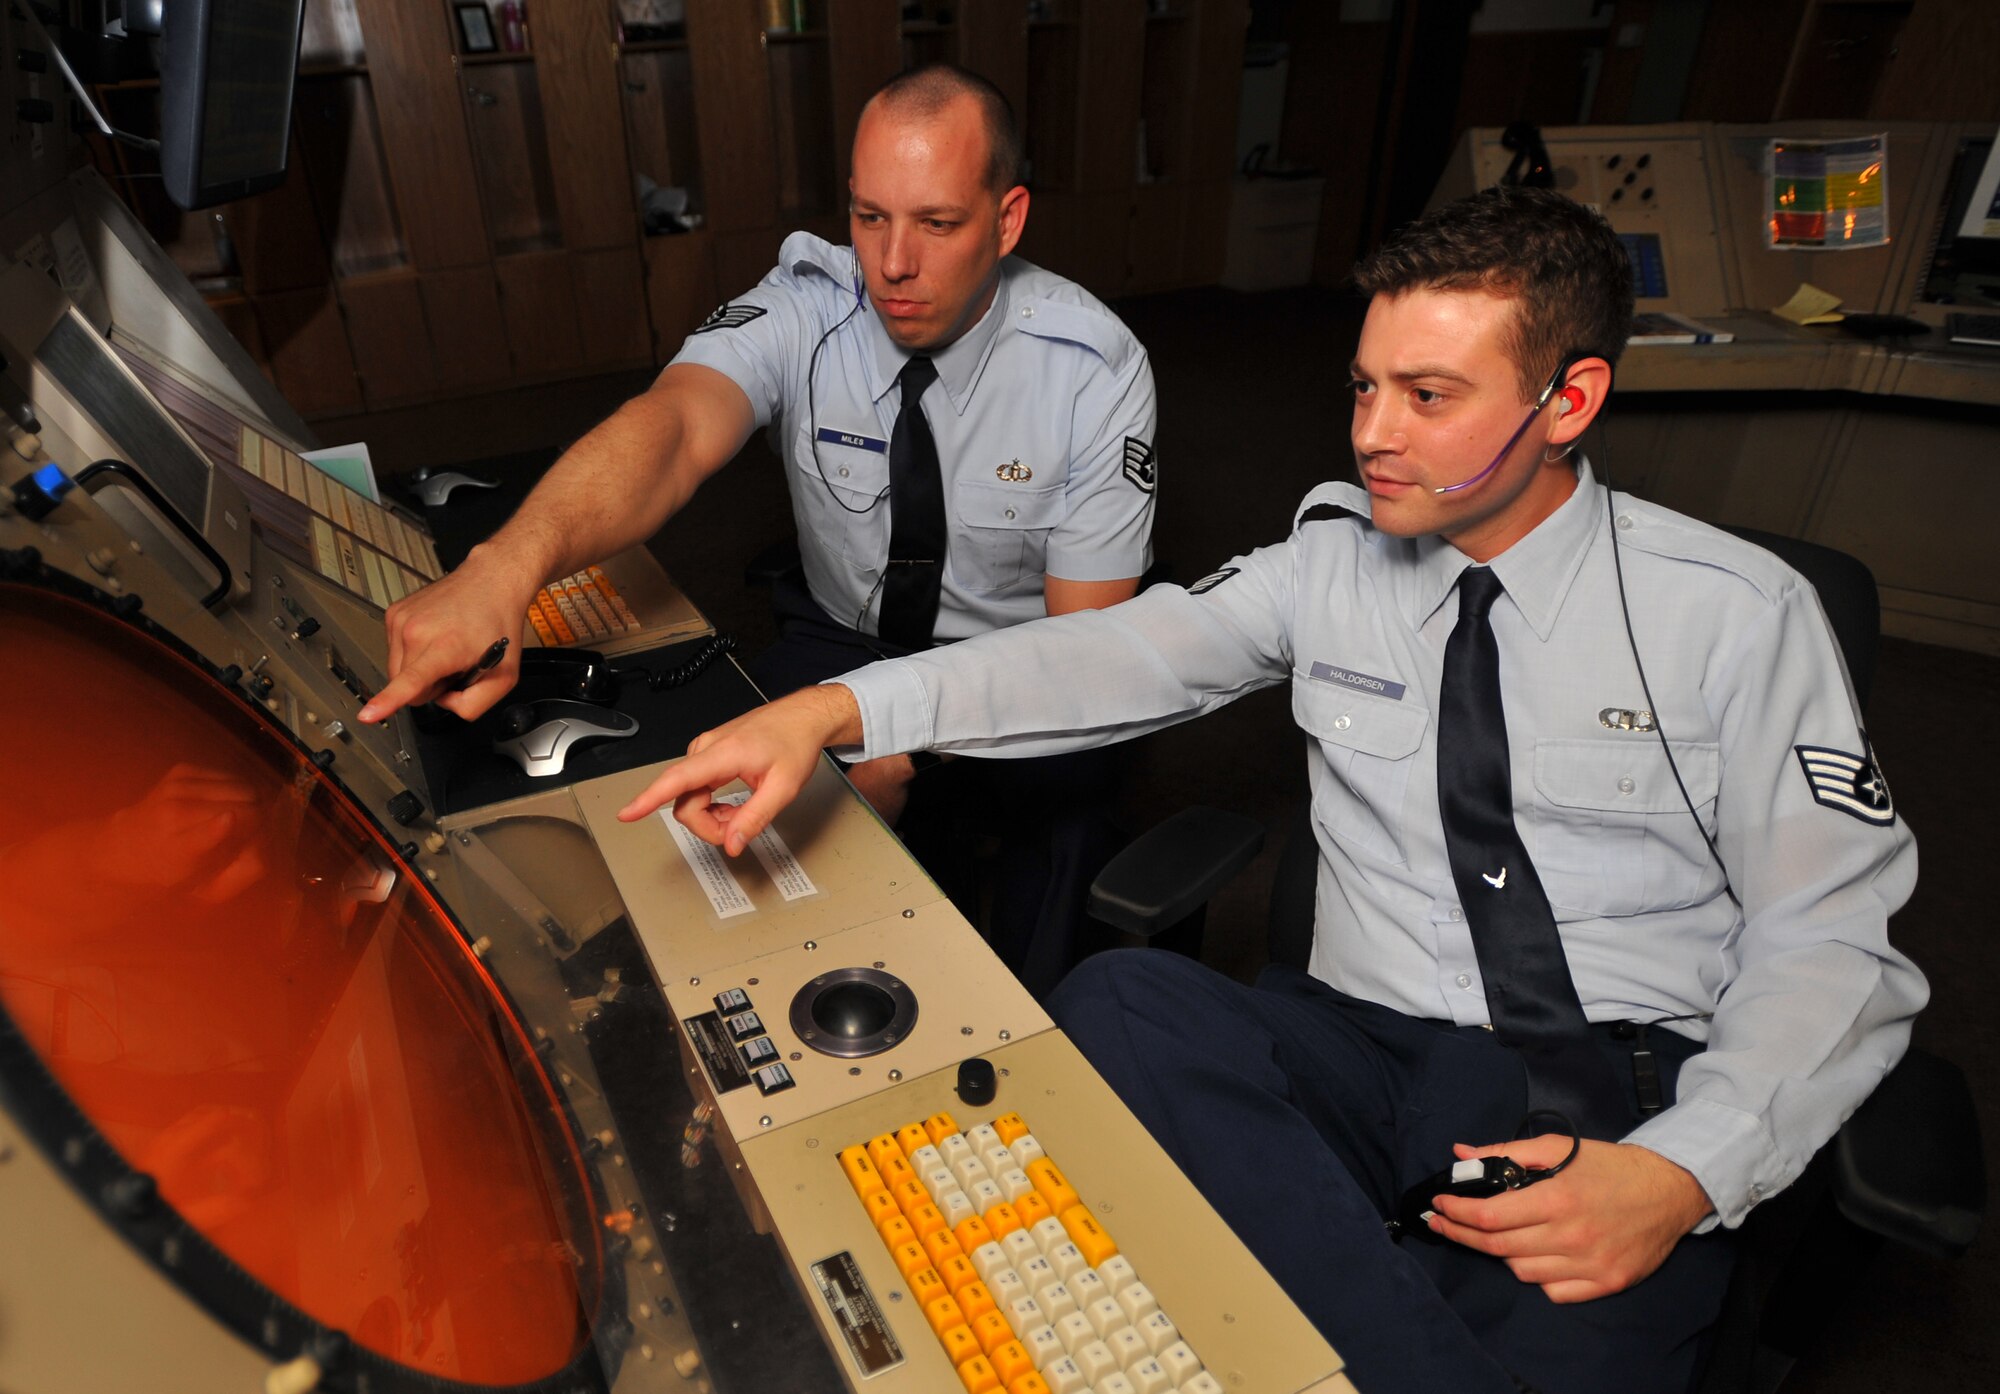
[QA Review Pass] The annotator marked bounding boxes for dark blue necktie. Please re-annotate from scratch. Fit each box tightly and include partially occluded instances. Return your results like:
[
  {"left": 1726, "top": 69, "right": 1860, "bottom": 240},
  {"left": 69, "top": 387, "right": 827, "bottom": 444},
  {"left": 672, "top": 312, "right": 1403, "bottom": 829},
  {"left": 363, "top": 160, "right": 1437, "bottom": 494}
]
[
  {"left": 1438, "top": 567, "right": 1626, "bottom": 1137},
  {"left": 880, "top": 355, "right": 945, "bottom": 648}
]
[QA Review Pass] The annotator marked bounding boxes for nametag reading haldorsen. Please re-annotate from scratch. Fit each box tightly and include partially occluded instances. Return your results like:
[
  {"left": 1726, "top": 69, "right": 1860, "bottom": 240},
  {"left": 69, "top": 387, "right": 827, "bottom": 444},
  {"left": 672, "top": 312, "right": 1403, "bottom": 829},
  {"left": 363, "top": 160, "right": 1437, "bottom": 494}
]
[
  {"left": 1308, "top": 661, "right": 1407, "bottom": 701},
  {"left": 817, "top": 427, "right": 888, "bottom": 453}
]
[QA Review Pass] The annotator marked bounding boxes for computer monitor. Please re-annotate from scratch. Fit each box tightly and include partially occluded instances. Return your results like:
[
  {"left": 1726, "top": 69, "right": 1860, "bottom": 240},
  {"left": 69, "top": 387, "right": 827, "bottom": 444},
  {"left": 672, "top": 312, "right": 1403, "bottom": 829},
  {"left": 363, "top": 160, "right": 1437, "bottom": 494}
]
[
  {"left": 1919, "top": 135, "right": 2000, "bottom": 309},
  {"left": 157, "top": 0, "right": 306, "bottom": 210}
]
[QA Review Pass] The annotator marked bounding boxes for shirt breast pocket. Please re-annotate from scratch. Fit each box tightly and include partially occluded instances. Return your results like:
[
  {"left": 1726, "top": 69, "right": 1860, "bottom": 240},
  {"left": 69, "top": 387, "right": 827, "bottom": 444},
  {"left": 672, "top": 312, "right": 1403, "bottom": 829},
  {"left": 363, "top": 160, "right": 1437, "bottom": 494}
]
[
  {"left": 1292, "top": 677, "right": 1430, "bottom": 865},
  {"left": 951, "top": 478, "right": 1063, "bottom": 592},
  {"left": 790, "top": 430, "right": 890, "bottom": 565},
  {"left": 1531, "top": 737, "right": 1722, "bottom": 916}
]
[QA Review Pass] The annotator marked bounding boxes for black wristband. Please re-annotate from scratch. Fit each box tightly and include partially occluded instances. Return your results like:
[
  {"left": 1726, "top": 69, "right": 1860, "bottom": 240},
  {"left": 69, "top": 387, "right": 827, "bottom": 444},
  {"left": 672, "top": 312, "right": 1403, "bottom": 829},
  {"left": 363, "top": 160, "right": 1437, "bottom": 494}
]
[{"left": 907, "top": 749, "right": 944, "bottom": 775}]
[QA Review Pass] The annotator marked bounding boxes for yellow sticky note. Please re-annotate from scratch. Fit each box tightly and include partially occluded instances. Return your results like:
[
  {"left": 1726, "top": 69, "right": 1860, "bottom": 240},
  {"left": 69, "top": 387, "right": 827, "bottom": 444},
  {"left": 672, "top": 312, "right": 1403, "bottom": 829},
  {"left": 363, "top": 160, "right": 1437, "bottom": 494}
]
[{"left": 1774, "top": 283, "right": 1846, "bottom": 326}]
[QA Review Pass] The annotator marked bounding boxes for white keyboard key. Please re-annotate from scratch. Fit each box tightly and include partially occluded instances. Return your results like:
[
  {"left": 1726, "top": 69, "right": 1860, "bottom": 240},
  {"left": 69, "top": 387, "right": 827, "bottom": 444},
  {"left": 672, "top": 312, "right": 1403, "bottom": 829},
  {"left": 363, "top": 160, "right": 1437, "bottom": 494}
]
[
  {"left": 1031, "top": 1217, "right": 1070, "bottom": 1253},
  {"left": 1095, "top": 1372, "right": 1136, "bottom": 1394},
  {"left": 1116, "top": 1281, "right": 1160, "bottom": 1326},
  {"left": 971, "top": 1241, "right": 1012, "bottom": 1283},
  {"left": 1086, "top": 1293, "right": 1127, "bottom": 1338},
  {"left": 1054, "top": 1309, "right": 1095, "bottom": 1352},
  {"left": 1021, "top": 1255, "right": 1058, "bottom": 1295},
  {"left": 909, "top": 1143, "right": 944, "bottom": 1175},
  {"left": 1040, "top": 1280, "right": 1080, "bottom": 1323},
  {"left": 1157, "top": 1340, "right": 1202, "bottom": 1384},
  {"left": 1006, "top": 1294, "right": 1046, "bottom": 1332},
  {"left": 1003, "top": 1229, "right": 1043, "bottom": 1268},
  {"left": 937, "top": 1188, "right": 976, "bottom": 1228},
  {"left": 1136, "top": 1310, "right": 1180, "bottom": 1354},
  {"left": 1069, "top": 1267, "right": 1109, "bottom": 1307},
  {"left": 1022, "top": 1323, "right": 1065, "bottom": 1371},
  {"left": 1179, "top": 1374, "right": 1224, "bottom": 1394},
  {"left": 939, "top": 1133, "right": 974, "bottom": 1167},
  {"left": 969, "top": 1176, "right": 1006, "bottom": 1211},
  {"left": 966, "top": 1122, "right": 1002, "bottom": 1153},
  {"left": 954, "top": 1155, "right": 994, "bottom": 1191},
  {"left": 1074, "top": 1339, "right": 1119, "bottom": 1385},
  {"left": 983, "top": 1143, "right": 1017, "bottom": 1176},
  {"left": 923, "top": 1164, "right": 958, "bottom": 1201},
  {"left": 1011, "top": 1133, "right": 1048, "bottom": 1167},
  {"left": 1104, "top": 1324, "right": 1149, "bottom": 1368},
  {"left": 1042, "top": 1356, "right": 1088, "bottom": 1394},
  {"left": 998, "top": 1166, "right": 1037, "bottom": 1202},
  {"left": 1096, "top": 1254, "right": 1140, "bottom": 1293},
  {"left": 990, "top": 1267, "right": 1029, "bottom": 1307},
  {"left": 1127, "top": 1356, "right": 1174, "bottom": 1394},
  {"left": 1048, "top": 1240, "right": 1091, "bottom": 1283}
]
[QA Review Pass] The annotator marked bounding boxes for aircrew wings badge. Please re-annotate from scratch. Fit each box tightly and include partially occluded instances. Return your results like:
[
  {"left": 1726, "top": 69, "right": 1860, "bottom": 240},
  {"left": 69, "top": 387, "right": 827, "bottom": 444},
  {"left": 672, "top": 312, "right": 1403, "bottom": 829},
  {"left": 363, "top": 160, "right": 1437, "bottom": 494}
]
[
  {"left": 1794, "top": 742, "right": 1895, "bottom": 826},
  {"left": 696, "top": 302, "right": 767, "bottom": 334},
  {"left": 1122, "top": 437, "right": 1157, "bottom": 493}
]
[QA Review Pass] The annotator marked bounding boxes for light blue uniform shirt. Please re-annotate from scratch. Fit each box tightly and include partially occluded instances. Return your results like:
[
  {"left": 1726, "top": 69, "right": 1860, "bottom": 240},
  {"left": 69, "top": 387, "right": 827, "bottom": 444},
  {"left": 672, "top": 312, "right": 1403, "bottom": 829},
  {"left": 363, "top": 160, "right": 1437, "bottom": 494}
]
[
  {"left": 835, "top": 463, "right": 1925, "bottom": 1230},
  {"left": 671, "top": 232, "right": 1157, "bottom": 641}
]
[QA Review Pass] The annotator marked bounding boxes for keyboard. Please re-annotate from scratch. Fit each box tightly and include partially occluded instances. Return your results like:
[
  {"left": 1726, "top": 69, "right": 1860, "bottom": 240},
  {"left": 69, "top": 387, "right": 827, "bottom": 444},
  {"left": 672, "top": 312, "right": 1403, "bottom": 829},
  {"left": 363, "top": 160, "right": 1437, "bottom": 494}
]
[
  {"left": 526, "top": 565, "right": 641, "bottom": 645},
  {"left": 840, "top": 1110, "right": 1221, "bottom": 1394}
]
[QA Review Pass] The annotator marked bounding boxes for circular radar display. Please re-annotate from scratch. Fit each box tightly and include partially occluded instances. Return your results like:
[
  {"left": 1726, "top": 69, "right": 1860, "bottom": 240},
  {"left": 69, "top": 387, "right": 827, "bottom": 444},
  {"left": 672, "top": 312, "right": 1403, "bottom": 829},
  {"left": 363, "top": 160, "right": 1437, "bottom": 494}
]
[{"left": 0, "top": 582, "right": 602, "bottom": 1388}]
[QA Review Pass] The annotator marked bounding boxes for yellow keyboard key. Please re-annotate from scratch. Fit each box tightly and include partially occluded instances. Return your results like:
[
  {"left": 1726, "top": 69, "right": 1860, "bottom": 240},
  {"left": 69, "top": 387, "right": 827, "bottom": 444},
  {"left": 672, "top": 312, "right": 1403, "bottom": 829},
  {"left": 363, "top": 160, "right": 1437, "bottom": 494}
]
[
  {"left": 909, "top": 1201, "right": 949, "bottom": 1242},
  {"left": 891, "top": 1239, "right": 931, "bottom": 1280},
  {"left": 957, "top": 1354, "right": 1001, "bottom": 1394},
  {"left": 922, "top": 1227, "right": 965, "bottom": 1269},
  {"left": 925, "top": 1293, "right": 966, "bottom": 1338},
  {"left": 892, "top": 1177, "right": 932, "bottom": 1217},
  {"left": 1059, "top": 1204, "right": 1118, "bottom": 1267},
  {"left": 992, "top": 1339, "right": 1035, "bottom": 1385},
  {"left": 898, "top": 1121, "right": 932, "bottom": 1155},
  {"left": 972, "top": 1308, "right": 1015, "bottom": 1355},
  {"left": 939, "top": 1324, "right": 982, "bottom": 1369},
  {"left": 939, "top": 1253, "right": 980, "bottom": 1294},
  {"left": 862, "top": 1189, "right": 901, "bottom": 1229},
  {"left": 1014, "top": 1191, "right": 1053, "bottom": 1230},
  {"left": 926, "top": 1112, "right": 961, "bottom": 1145},
  {"left": 878, "top": 1214, "right": 915, "bottom": 1250},
  {"left": 956, "top": 1278, "right": 997, "bottom": 1321},
  {"left": 993, "top": 1112, "right": 1029, "bottom": 1146},
  {"left": 880, "top": 1154, "right": 917, "bottom": 1191},
  {"left": 1025, "top": 1158, "right": 1081, "bottom": 1215},
  {"left": 1007, "top": 1373, "right": 1051, "bottom": 1394},
  {"left": 955, "top": 1214, "right": 995, "bottom": 1254},
  {"left": 869, "top": 1133, "right": 906, "bottom": 1172},
  {"left": 909, "top": 1266, "right": 949, "bottom": 1309},
  {"left": 839, "top": 1144, "right": 885, "bottom": 1197},
  {"left": 983, "top": 1201, "right": 1024, "bottom": 1240}
]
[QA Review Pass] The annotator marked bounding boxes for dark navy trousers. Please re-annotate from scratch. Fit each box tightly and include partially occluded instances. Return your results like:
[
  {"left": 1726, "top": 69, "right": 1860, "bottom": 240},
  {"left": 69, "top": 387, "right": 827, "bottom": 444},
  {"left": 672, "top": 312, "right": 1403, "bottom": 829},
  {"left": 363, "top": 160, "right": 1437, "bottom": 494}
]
[{"left": 1048, "top": 950, "right": 1738, "bottom": 1394}]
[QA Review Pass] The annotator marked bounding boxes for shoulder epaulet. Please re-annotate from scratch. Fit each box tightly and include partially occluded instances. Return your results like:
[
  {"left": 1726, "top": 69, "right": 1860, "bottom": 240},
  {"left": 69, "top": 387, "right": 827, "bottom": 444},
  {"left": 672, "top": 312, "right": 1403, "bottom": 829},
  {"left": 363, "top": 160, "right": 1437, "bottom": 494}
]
[
  {"left": 1007, "top": 271, "right": 1139, "bottom": 372},
  {"left": 774, "top": 231, "right": 855, "bottom": 288},
  {"left": 1605, "top": 496, "right": 1797, "bottom": 605},
  {"left": 1294, "top": 482, "right": 1372, "bottom": 531}
]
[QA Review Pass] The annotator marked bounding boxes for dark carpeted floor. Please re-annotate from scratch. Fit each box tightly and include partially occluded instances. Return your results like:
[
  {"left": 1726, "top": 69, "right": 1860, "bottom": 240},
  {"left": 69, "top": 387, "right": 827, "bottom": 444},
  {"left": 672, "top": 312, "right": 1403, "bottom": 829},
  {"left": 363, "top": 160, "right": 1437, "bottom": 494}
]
[{"left": 336, "top": 283, "right": 1998, "bottom": 1392}]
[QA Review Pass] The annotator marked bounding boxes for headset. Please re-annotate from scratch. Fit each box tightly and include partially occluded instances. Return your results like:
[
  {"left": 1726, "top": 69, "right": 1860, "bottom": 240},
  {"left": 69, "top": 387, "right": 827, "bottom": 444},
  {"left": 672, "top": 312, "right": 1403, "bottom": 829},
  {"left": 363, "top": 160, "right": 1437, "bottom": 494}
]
[{"left": 1442, "top": 351, "right": 1742, "bottom": 913}]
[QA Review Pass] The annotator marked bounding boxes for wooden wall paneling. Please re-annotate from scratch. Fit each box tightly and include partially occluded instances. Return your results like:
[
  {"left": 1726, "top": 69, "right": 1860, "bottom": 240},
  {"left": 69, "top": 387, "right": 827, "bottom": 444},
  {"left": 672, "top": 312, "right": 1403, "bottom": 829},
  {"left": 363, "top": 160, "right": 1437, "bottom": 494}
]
[
  {"left": 1282, "top": 9, "right": 1395, "bottom": 285},
  {"left": 338, "top": 270, "right": 440, "bottom": 407},
  {"left": 461, "top": 61, "right": 563, "bottom": 257},
  {"left": 1126, "top": 181, "right": 1186, "bottom": 294},
  {"left": 1774, "top": 1, "right": 1912, "bottom": 121},
  {"left": 643, "top": 231, "right": 717, "bottom": 359},
  {"left": 292, "top": 72, "right": 406, "bottom": 277},
  {"left": 768, "top": 37, "right": 838, "bottom": 220},
  {"left": 1187, "top": 0, "right": 1248, "bottom": 184},
  {"left": 252, "top": 286, "right": 363, "bottom": 417},
  {"left": 622, "top": 49, "right": 703, "bottom": 201},
  {"left": 228, "top": 131, "right": 332, "bottom": 294},
  {"left": 685, "top": 0, "right": 778, "bottom": 233},
  {"left": 351, "top": 0, "right": 489, "bottom": 269},
  {"left": 1025, "top": 17, "right": 1083, "bottom": 191},
  {"left": 536, "top": 0, "right": 638, "bottom": 250},
  {"left": 712, "top": 228, "right": 787, "bottom": 302},
  {"left": 828, "top": 0, "right": 902, "bottom": 191},
  {"left": 420, "top": 266, "right": 514, "bottom": 392},
  {"left": 1077, "top": 191, "right": 1134, "bottom": 298},
  {"left": 572, "top": 246, "right": 653, "bottom": 367},
  {"left": 1181, "top": 178, "right": 1230, "bottom": 287},
  {"left": 1018, "top": 187, "right": 1081, "bottom": 282},
  {"left": 1681, "top": 0, "right": 1807, "bottom": 123},
  {"left": 1450, "top": 28, "right": 1600, "bottom": 141},
  {"left": 1075, "top": 3, "right": 1145, "bottom": 196},
  {"left": 1139, "top": 9, "right": 1197, "bottom": 184},
  {"left": 206, "top": 295, "right": 271, "bottom": 378},
  {"left": 1870, "top": 0, "right": 2000, "bottom": 122},
  {"left": 956, "top": 0, "right": 1028, "bottom": 118},
  {"left": 496, "top": 250, "right": 586, "bottom": 378}
]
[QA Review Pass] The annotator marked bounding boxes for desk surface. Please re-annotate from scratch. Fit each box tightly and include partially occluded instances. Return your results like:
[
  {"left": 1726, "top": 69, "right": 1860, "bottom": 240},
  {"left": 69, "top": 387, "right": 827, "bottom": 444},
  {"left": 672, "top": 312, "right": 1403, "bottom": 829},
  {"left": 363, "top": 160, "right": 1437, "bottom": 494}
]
[{"left": 1617, "top": 313, "right": 2000, "bottom": 407}]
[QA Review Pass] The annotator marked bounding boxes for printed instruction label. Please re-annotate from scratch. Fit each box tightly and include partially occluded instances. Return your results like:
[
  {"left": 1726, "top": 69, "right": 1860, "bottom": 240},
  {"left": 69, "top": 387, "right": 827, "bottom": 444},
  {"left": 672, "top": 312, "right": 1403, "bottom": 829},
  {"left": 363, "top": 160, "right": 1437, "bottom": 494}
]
[{"left": 660, "top": 809, "right": 756, "bottom": 918}]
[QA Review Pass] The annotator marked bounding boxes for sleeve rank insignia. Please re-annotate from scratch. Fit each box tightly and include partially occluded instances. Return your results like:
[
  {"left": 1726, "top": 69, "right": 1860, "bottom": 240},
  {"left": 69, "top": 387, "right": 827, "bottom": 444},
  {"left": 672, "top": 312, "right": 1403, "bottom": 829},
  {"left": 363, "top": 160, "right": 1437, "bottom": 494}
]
[
  {"left": 1794, "top": 742, "right": 1895, "bottom": 826},
  {"left": 1188, "top": 566, "right": 1239, "bottom": 596},
  {"left": 696, "top": 302, "right": 767, "bottom": 333},
  {"left": 1122, "top": 437, "right": 1157, "bottom": 493}
]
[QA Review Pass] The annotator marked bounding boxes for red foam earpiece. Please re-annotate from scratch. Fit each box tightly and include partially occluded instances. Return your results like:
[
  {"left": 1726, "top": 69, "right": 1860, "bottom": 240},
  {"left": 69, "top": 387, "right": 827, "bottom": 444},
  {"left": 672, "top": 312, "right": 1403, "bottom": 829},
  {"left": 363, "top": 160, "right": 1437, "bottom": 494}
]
[{"left": 1559, "top": 386, "right": 1586, "bottom": 415}]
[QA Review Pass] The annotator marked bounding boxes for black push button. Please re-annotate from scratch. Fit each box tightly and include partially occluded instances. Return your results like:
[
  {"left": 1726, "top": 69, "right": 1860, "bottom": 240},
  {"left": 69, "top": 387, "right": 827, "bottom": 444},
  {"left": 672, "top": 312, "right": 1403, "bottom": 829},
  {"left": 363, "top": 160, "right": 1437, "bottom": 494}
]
[
  {"left": 740, "top": 1036, "right": 779, "bottom": 1069},
  {"left": 725, "top": 1009, "right": 764, "bottom": 1042},
  {"left": 956, "top": 1058, "right": 997, "bottom": 1107},
  {"left": 753, "top": 1062, "right": 795, "bottom": 1095},
  {"left": 714, "top": 987, "right": 752, "bottom": 1015}
]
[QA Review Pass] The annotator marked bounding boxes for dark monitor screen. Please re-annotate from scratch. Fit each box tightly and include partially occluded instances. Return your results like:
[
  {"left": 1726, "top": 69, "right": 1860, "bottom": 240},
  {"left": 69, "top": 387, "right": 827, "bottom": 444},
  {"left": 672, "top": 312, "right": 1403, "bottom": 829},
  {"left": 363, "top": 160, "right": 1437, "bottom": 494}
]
[
  {"left": 1920, "top": 136, "right": 2000, "bottom": 309},
  {"left": 159, "top": 0, "right": 305, "bottom": 210}
]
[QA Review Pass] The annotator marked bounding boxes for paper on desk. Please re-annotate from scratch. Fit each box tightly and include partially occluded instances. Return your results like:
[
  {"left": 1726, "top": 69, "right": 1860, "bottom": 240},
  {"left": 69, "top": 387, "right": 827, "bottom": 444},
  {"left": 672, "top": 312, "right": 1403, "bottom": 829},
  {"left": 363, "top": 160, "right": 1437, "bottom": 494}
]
[
  {"left": 658, "top": 788, "right": 820, "bottom": 920},
  {"left": 302, "top": 441, "right": 381, "bottom": 503},
  {"left": 1773, "top": 283, "right": 1845, "bottom": 326}
]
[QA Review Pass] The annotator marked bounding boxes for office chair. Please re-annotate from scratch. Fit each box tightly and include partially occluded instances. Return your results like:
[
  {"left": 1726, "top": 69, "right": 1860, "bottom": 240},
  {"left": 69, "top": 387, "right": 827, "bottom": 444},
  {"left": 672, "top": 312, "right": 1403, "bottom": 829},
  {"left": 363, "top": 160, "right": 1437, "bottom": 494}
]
[{"left": 1086, "top": 528, "right": 1983, "bottom": 1394}]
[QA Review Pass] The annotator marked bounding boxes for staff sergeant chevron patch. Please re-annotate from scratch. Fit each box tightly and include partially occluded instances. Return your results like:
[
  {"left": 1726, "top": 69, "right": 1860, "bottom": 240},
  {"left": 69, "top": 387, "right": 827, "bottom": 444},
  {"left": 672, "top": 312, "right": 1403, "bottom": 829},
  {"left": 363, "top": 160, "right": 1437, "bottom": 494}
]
[
  {"left": 696, "top": 302, "right": 767, "bottom": 333},
  {"left": 1122, "top": 437, "right": 1157, "bottom": 493},
  {"left": 1794, "top": 743, "right": 1895, "bottom": 826}
]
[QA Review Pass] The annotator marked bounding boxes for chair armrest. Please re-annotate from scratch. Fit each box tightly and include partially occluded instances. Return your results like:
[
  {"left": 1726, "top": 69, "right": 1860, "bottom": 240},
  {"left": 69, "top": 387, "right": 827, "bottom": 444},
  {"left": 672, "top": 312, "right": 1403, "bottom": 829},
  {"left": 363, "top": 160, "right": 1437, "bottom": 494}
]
[
  {"left": 1832, "top": 1046, "right": 1986, "bottom": 1259},
  {"left": 1086, "top": 807, "right": 1265, "bottom": 938}
]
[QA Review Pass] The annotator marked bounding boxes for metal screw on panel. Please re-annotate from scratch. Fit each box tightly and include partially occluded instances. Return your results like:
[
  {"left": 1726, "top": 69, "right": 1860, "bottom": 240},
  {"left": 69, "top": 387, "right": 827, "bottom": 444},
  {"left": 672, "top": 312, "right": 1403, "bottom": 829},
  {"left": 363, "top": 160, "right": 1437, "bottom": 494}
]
[
  {"left": 961, "top": 1026, "right": 974, "bottom": 1036},
  {"left": 998, "top": 1030, "right": 1011, "bottom": 1041},
  {"left": 902, "top": 909, "right": 915, "bottom": 919},
  {"left": 804, "top": 940, "right": 818, "bottom": 951},
  {"left": 760, "top": 1116, "right": 772, "bottom": 1128},
  {"left": 888, "top": 1069, "right": 902, "bottom": 1081},
  {"left": 873, "top": 961, "right": 885, "bottom": 969},
  {"left": 747, "top": 977, "right": 759, "bottom": 986},
  {"left": 690, "top": 977, "right": 700, "bottom": 986}
]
